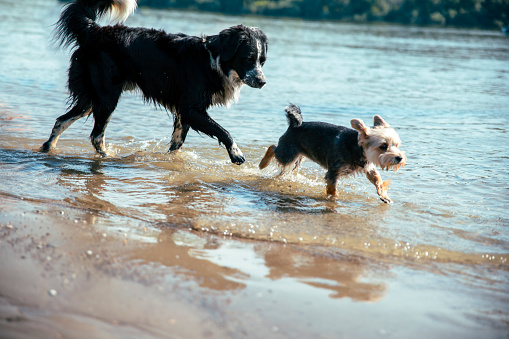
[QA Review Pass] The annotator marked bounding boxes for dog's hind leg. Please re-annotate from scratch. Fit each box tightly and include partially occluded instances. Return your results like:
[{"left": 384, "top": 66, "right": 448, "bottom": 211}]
[
  {"left": 273, "top": 144, "right": 301, "bottom": 176},
  {"left": 325, "top": 169, "right": 340, "bottom": 196},
  {"left": 259, "top": 145, "right": 276, "bottom": 169},
  {"left": 41, "top": 101, "right": 91, "bottom": 152},
  {"left": 292, "top": 156, "right": 303, "bottom": 172},
  {"left": 84, "top": 54, "right": 124, "bottom": 156},
  {"left": 90, "top": 105, "right": 117, "bottom": 157},
  {"left": 89, "top": 93, "right": 121, "bottom": 156},
  {"left": 168, "top": 114, "right": 190, "bottom": 152}
]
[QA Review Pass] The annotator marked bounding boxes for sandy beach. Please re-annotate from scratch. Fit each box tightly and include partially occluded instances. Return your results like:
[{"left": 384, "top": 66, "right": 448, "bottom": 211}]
[{"left": 1, "top": 195, "right": 261, "bottom": 339}]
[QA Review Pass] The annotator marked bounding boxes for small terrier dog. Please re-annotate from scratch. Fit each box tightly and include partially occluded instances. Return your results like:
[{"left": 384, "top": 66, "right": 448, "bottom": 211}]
[{"left": 259, "top": 104, "right": 406, "bottom": 203}]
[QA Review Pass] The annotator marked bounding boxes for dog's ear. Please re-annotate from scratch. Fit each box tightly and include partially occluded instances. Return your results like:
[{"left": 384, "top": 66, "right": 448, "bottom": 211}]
[
  {"left": 219, "top": 25, "right": 246, "bottom": 62},
  {"left": 351, "top": 119, "right": 370, "bottom": 137},
  {"left": 351, "top": 119, "right": 371, "bottom": 145},
  {"left": 373, "top": 115, "right": 390, "bottom": 128}
]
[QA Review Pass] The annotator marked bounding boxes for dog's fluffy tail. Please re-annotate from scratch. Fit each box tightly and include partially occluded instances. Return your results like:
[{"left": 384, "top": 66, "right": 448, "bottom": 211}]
[
  {"left": 285, "top": 104, "right": 303, "bottom": 128},
  {"left": 54, "top": 0, "right": 137, "bottom": 49}
]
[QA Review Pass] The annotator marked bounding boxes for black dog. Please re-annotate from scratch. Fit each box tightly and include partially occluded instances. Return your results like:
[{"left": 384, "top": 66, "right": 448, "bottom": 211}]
[
  {"left": 259, "top": 105, "right": 406, "bottom": 203},
  {"left": 41, "top": 0, "right": 268, "bottom": 164}
]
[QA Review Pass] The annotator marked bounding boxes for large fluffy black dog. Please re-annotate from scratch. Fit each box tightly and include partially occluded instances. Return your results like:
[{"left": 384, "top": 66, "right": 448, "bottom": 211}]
[{"left": 41, "top": 0, "right": 268, "bottom": 164}]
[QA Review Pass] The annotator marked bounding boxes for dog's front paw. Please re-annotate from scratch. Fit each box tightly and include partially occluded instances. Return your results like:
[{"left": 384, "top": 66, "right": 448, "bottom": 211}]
[
  {"left": 40, "top": 142, "right": 52, "bottom": 153},
  {"left": 168, "top": 142, "right": 183, "bottom": 153},
  {"left": 97, "top": 150, "right": 109, "bottom": 158},
  {"left": 376, "top": 182, "right": 392, "bottom": 204},
  {"left": 228, "top": 143, "right": 245, "bottom": 165},
  {"left": 229, "top": 152, "right": 245, "bottom": 165},
  {"left": 379, "top": 194, "right": 392, "bottom": 204}
]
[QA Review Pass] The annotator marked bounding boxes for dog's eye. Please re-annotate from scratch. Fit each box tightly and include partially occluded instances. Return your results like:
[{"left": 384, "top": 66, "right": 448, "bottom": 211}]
[
  {"left": 260, "top": 57, "right": 266, "bottom": 66},
  {"left": 380, "top": 143, "right": 389, "bottom": 151},
  {"left": 246, "top": 55, "right": 256, "bottom": 63}
]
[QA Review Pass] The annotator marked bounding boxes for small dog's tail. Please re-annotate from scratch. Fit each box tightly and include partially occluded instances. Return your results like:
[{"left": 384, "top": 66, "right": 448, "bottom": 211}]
[
  {"left": 259, "top": 145, "right": 276, "bottom": 169},
  {"left": 285, "top": 104, "right": 303, "bottom": 128},
  {"left": 54, "top": 0, "right": 137, "bottom": 49}
]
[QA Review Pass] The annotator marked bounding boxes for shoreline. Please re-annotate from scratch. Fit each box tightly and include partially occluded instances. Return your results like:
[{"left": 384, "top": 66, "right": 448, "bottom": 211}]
[{"left": 1, "top": 194, "right": 508, "bottom": 338}]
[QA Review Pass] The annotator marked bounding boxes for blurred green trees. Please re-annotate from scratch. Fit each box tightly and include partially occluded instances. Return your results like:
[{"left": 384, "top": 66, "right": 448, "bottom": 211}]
[{"left": 137, "top": 0, "right": 509, "bottom": 29}]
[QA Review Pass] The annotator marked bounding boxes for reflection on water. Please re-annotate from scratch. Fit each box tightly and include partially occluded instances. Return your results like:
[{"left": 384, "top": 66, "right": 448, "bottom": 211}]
[
  {"left": 0, "top": 0, "right": 509, "bottom": 334},
  {"left": 132, "top": 230, "right": 248, "bottom": 291},
  {"left": 128, "top": 228, "right": 386, "bottom": 301},
  {"left": 262, "top": 244, "right": 386, "bottom": 301}
]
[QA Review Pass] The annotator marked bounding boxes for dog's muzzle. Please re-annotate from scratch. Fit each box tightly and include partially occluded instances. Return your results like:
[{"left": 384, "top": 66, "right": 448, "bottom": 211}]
[{"left": 244, "top": 68, "right": 266, "bottom": 89}]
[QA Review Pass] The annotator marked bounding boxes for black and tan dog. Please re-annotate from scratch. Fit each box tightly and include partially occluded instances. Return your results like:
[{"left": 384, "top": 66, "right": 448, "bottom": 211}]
[
  {"left": 41, "top": 0, "right": 268, "bottom": 165},
  {"left": 259, "top": 104, "right": 406, "bottom": 203}
]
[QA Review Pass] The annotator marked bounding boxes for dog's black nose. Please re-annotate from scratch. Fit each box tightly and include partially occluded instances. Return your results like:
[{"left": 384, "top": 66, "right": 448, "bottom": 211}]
[
  {"left": 395, "top": 156, "right": 403, "bottom": 163},
  {"left": 258, "top": 79, "right": 266, "bottom": 88}
]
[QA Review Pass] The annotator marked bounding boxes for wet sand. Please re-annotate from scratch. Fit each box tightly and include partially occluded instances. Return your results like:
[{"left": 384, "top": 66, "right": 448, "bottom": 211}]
[
  {"left": 1, "top": 195, "right": 242, "bottom": 339},
  {"left": 1, "top": 199, "right": 254, "bottom": 338},
  {"left": 1, "top": 194, "right": 508, "bottom": 339}
]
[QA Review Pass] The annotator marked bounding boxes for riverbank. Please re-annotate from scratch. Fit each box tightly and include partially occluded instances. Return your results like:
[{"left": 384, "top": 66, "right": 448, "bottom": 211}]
[{"left": 135, "top": 0, "right": 509, "bottom": 30}]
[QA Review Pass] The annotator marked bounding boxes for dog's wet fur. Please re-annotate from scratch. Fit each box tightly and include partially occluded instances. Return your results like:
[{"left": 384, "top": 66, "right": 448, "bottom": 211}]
[{"left": 41, "top": 0, "right": 268, "bottom": 164}]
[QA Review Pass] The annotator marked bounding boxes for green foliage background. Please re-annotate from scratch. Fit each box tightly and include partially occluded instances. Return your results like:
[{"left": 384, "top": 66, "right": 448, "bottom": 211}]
[{"left": 138, "top": 0, "right": 509, "bottom": 29}]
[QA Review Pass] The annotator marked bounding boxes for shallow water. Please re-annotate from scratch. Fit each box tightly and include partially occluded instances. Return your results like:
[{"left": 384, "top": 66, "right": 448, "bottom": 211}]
[{"left": 1, "top": 0, "right": 508, "bottom": 336}]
